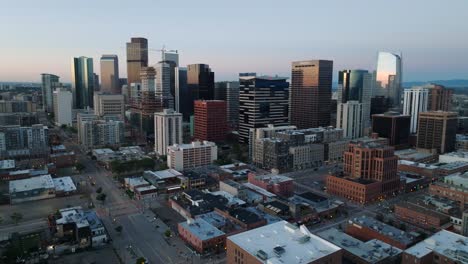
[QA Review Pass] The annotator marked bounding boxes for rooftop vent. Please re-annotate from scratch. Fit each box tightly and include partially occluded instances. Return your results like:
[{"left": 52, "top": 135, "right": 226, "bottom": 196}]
[
  {"left": 273, "top": 246, "right": 285, "bottom": 256},
  {"left": 257, "top": 250, "right": 268, "bottom": 260}
]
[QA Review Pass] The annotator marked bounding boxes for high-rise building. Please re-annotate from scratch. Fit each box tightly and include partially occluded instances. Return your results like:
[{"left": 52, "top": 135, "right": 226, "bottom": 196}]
[
  {"left": 194, "top": 100, "right": 227, "bottom": 142},
  {"left": 167, "top": 141, "right": 217, "bottom": 171},
  {"left": 187, "top": 64, "right": 215, "bottom": 116},
  {"left": 289, "top": 60, "right": 333, "bottom": 129},
  {"left": 100, "top": 55, "right": 120, "bottom": 94},
  {"left": 416, "top": 111, "right": 458, "bottom": 154},
  {"left": 154, "top": 109, "right": 183, "bottom": 156},
  {"left": 337, "top": 70, "right": 373, "bottom": 131},
  {"left": 175, "top": 67, "right": 188, "bottom": 118},
  {"left": 426, "top": 84, "right": 453, "bottom": 111},
  {"left": 126, "top": 37, "right": 148, "bottom": 85},
  {"left": 160, "top": 50, "right": 179, "bottom": 98},
  {"left": 93, "top": 93, "right": 124, "bottom": 118},
  {"left": 53, "top": 89, "right": 72, "bottom": 126},
  {"left": 337, "top": 101, "right": 363, "bottom": 139},
  {"left": 77, "top": 115, "right": 124, "bottom": 149},
  {"left": 372, "top": 112, "right": 411, "bottom": 149},
  {"left": 375, "top": 52, "right": 402, "bottom": 109},
  {"left": 71, "top": 56, "right": 95, "bottom": 109},
  {"left": 239, "top": 74, "right": 289, "bottom": 143},
  {"left": 403, "top": 87, "right": 429, "bottom": 133},
  {"left": 155, "top": 61, "right": 174, "bottom": 109},
  {"left": 215, "top": 81, "right": 240, "bottom": 130},
  {"left": 41, "top": 73, "right": 60, "bottom": 113}
]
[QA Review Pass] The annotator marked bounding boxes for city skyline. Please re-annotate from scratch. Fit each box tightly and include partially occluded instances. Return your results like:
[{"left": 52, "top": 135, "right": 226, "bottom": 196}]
[{"left": 1, "top": 0, "right": 468, "bottom": 82}]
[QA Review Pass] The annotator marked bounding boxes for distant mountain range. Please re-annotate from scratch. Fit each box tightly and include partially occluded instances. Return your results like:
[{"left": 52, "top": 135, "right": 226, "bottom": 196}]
[{"left": 403, "top": 79, "right": 468, "bottom": 88}]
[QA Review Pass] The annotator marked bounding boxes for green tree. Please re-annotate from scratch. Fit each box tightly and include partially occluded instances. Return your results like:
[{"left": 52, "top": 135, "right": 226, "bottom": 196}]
[
  {"left": 135, "top": 257, "right": 146, "bottom": 264},
  {"left": 96, "top": 187, "right": 103, "bottom": 194},
  {"left": 115, "top": 225, "right": 123, "bottom": 234},
  {"left": 96, "top": 193, "right": 107, "bottom": 203},
  {"left": 164, "top": 230, "right": 171, "bottom": 238},
  {"left": 399, "top": 223, "right": 407, "bottom": 231},
  {"left": 10, "top": 212, "right": 23, "bottom": 225},
  {"left": 375, "top": 213, "right": 384, "bottom": 222},
  {"left": 75, "top": 162, "right": 85, "bottom": 172}
]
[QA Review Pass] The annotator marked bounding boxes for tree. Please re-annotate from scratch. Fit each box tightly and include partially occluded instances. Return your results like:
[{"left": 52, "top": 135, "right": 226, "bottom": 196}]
[
  {"left": 96, "top": 187, "right": 103, "bottom": 194},
  {"left": 135, "top": 257, "right": 146, "bottom": 264},
  {"left": 96, "top": 193, "right": 107, "bottom": 203},
  {"left": 10, "top": 212, "right": 23, "bottom": 225},
  {"left": 164, "top": 230, "right": 171, "bottom": 238},
  {"left": 399, "top": 223, "right": 407, "bottom": 231},
  {"left": 376, "top": 213, "right": 384, "bottom": 222},
  {"left": 75, "top": 162, "right": 85, "bottom": 172},
  {"left": 115, "top": 225, "right": 123, "bottom": 234}
]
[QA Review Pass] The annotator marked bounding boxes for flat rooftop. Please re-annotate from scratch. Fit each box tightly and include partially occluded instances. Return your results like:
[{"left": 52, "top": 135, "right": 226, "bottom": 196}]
[
  {"left": 398, "top": 160, "right": 438, "bottom": 169},
  {"left": 92, "top": 148, "right": 115, "bottom": 155},
  {"left": 437, "top": 161, "right": 468, "bottom": 171},
  {"left": 211, "top": 191, "right": 246, "bottom": 206},
  {"left": 243, "top": 182, "right": 277, "bottom": 198},
  {"left": 124, "top": 177, "right": 149, "bottom": 187},
  {"left": 317, "top": 228, "right": 402, "bottom": 263},
  {"left": 9, "top": 174, "right": 54, "bottom": 193},
  {"left": 440, "top": 151, "right": 468, "bottom": 159},
  {"left": 228, "top": 221, "right": 341, "bottom": 263},
  {"left": 404, "top": 230, "right": 468, "bottom": 261},
  {"left": 349, "top": 215, "right": 417, "bottom": 246},
  {"left": 297, "top": 192, "right": 328, "bottom": 203},
  {"left": 395, "top": 148, "right": 435, "bottom": 161},
  {"left": 168, "top": 141, "right": 215, "bottom": 150},
  {"left": 396, "top": 201, "right": 449, "bottom": 220},
  {"left": 0, "top": 159, "right": 15, "bottom": 170},
  {"left": 144, "top": 169, "right": 182, "bottom": 180},
  {"left": 53, "top": 176, "right": 77, "bottom": 192},
  {"left": 443, "top": 172, "right": 468, "bottom": 187},
  {"left": 179, "top": 218, "right": 225, "bottom": 241},
  {"left": 252, "top": 173, "right": 293, "bottom": 184}
]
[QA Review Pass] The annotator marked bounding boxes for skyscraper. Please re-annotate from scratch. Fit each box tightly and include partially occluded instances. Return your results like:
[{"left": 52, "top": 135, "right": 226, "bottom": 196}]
[
  {"left": 126, "top": 37, "right": 148, "bottom": 85},
  {"left": 187, "top": 64, "right": 215, "bottom": 116},
  {"left": 53, "top": 89, "right": 72, "bottom": 126},
  {"left": 194, "top": 100, "right": 227, "bottom": 142},
  {"left": 215, "top": 81, "right": 240, "bottom": 131},
  {"left": 289, "top": 60, "right": 333, "bottom": 129},
  {"left": 426, "top": 84, "right": 453, "bottom": 111},
  {"left": 160, "top": 50, "right": 179, "bottom": 99},
  {"left": 41, "top": 73, "right": 60, "bottom": 113},
  {"left": 417, "top": 111, "right": 458, "bottom": 154},
  {"left": 155, "top": 61, "right": 174, "bottom": 109},
  {"left": 71, "top": 56, "right": 95, "bottom": 109},
  {"left": 403, "top": 87, "right": 429, "bottom": 133},
  {"left": 375, "top": 52, "right": 402, "bottom": 109},
  {"left": 100, "top": 55, "right": 120, "bottom": 94},
  {"left": 238, "top": 74, "right": 289, "bottom": 143},
  {"left": 175, "top": 67, "right": 188, "bottom": 118},
  {"left": 372, "top": 112, "right": 411, "bottom": 149},
  {"left": 336, "top": 70, "right": 373, "bottom": 138}
]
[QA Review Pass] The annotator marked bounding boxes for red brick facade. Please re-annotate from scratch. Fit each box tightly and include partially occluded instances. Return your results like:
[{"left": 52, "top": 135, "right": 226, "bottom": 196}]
[{"left": 194, "top": 100, "right": 227, "bottom": 142}]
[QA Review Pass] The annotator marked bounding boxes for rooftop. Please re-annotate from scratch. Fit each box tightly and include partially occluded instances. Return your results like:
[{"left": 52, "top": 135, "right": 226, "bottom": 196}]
[
  {"left": 442, "top": 172, "right": 468, "bottom": 188},
  {"left": 210, "top": 191, "right": 246, "bottom": 206},
  {"left": 0, "top": 159, "right": 15, "bottom": 170},
  {"left": 168, "top": 141, "right": 216, "bottom": 151},
  {"left": 243, "top": 182, "right": 277, "bottom": 198},
  {"left": 53, "top": 177, "right": 77, "bottom": 193},
  {"left": 144, "top": 169, "right": 182, "bottom": 180},
  {"left": 317, "top": 228, "right": 402, "bottom": 263},
  {"left": 440, "top": 151, "right": 468, "bottom": 159},
  {"left": 92, "top": 148, "right": 115, "bottom": 156},
  {"left": 228, "top": 221, "right": 341, "bottom": 263},
  {"left": 252, "top": 173, "right": 293, "bottom": 184},
  {"left": 9, "top": 174, "right": 55, "bottom": 193},
  {"left": 179, "top": 218, "right": 225, "bottom": 241},
  {"left": 404, "top": 230, "right": 468, "bottom": 262},
  {"left": 349, "top": 215, "right": 417, "bottom": 246},
  {"left": 395, "top": 148, "right": 435, "bottom": 161},
  {"left": 437, "top": 161, "right": 468, "bottom": 171},
  {"left": 297, "top": 192, "right": 328, "bottom": 203},
  {"left": 124, "top": 177, "right": 149, "bottom": 188},
  {"left": 398, "top": 160, "right": 438, "bottom": 170},
  {"left": 396, "top": 201, "right": 449, "bottom": 220}
]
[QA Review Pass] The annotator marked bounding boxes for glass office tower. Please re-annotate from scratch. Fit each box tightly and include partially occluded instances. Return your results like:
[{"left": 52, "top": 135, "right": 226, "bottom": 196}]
[
  {"left": 126, "top": 37, "right": 148, "bottom": 85},
  {"left": 71, "top": 57, "right": 95, "bottom": 109},
  {"left": 376, "top": 52, "right": 402, "bottom": 109},
  {"left": 100, "top": 55, "right": 120, "bottom": 94}
]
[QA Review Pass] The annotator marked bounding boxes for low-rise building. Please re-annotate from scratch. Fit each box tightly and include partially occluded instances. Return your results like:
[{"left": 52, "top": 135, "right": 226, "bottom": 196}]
[
  {"left": 394, "top": 201, "right": 451, "bottom": 230},
  {"left": 169, "top": 190, "right": 229, "bottom": 219},
  {"left": 439, "top": 150, "right": 468, "bottom": 163},
  {"left": 247, "top": 173, "right": 294, "bottom": 197},
  {"left": 53, "top": 207, "right": 108, "bottom": 248},
  {"left": 395, "top": 148, "right": 438, "bottom": 163},
  {"left": 143, "top": 169, "right": 183, "bottom": 193},
  {"left": 318, "top": 228, "right": 402, "bottom": 264},
  {"left": 178, "top": 218, "right": 226, "bottom": 254},
  {"left": 429, "top": 172, "right": 468, "bottom": 209},
  {"left": 53, "top": 176, "right": 77, "bottom": 196},
  {"left": 9, "top": 174, "right": 56, "bottom": 204},
  {"left": 226, "top": 220, "right": 342, "bottom": 264},
  {"left": 124, "top": 176, "right": 150, "bottom": 191},
  {"left": 346, "top": 215, "right": 418, "bottom": 250},
  {"left": 402, "top": 230, "right": 468, "bottom": 264},
  {"left": 456, "top": 134, "right": 468, "bottom": 151}
]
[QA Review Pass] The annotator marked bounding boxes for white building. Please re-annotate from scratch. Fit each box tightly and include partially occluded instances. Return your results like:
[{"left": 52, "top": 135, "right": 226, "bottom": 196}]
[
  {"left": 154, "top": 109, "right": 182, "bottom": 156},
  {"left": 227, "top": 220, "right": 342, "bottom": 263},
  {"left": 167, "top": 141, "right": 217, "bottom": 171},
  {"left": 337, "top": 100, "right": 363, "bottom": 139},
  {"left": 439, "top": 151, "right": 468, "bottom": 163},
  {"left": 53, "top": 89, "right": 73, "bottom": 126},
  {"left": 93, "top": 93, "right": 124, "bottom": 118},
  {"left": 403, "top": 87, "right": 429, "bottom": 133}
]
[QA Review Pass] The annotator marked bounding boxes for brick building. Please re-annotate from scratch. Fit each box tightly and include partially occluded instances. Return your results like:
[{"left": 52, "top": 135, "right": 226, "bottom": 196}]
[
  {"left": 345, "top": 216, "right": 418, "bottom": 250},
  {"left": 194, "top": 100, "right": 227, "bottom": 142},
  {"left": 326, "top": 139, "right": 399, "bottom": 204},
  {"left": 416, "top": 111, "right": 458, "bottom": 154},
  {"left": 429, "top": 172, "right": 468, "bottom": 209},
  {"left": 178, "top": 218, "right": 225, "bottom": 254},
  {"left": 394, "top": 201, "right": 450, "bottom": 230},
  {"left": 247, "top": 173, "right": 294, "bottom": 197}
]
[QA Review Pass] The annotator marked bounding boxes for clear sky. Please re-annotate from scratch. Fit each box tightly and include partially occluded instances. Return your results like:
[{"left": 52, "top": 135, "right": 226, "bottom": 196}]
[{"left": 1, "top": 0, "right": 467, "bottom": 82}]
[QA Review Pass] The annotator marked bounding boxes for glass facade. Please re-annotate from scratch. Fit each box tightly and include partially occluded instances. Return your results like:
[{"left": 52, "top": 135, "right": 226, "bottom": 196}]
[
  {"left": 376, "top": 52, "right": 402, "bottom": 108},
  {"left": 71, "top": 57, "right": 95, "bottom": 109}
]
